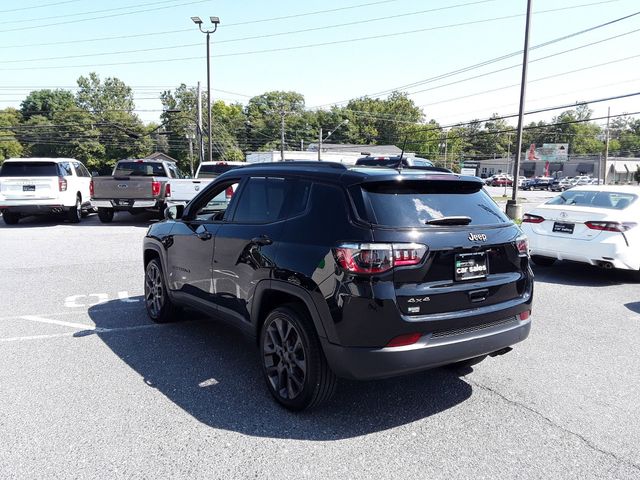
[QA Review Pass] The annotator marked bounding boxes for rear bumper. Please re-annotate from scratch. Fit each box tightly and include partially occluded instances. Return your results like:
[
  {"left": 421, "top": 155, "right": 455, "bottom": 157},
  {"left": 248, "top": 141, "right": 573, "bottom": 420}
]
[
  {"left": 322, "top": 317, "right": 531, "bottom": 380},
  {"left": 0, "top": 200, "right": 68, "bottom": 214},
  {"left": 91, "top": 199, "right": 161, "bottom": 210},
  {"left": 528, "top": 232, "right": 640, "bottom": 271}
]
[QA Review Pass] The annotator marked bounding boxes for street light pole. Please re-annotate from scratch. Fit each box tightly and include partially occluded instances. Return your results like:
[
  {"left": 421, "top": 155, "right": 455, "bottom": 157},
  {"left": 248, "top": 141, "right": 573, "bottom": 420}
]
[
  {"left": 192, "top": 16, "right": 220, "bottom": 163},
  {"left": 507, "top": 0, "right": 533, "bottom": 220}
]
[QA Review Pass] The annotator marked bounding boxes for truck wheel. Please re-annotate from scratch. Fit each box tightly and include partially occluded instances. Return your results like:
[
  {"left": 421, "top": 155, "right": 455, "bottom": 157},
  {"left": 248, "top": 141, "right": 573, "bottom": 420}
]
[
  {"left": 157, "top": 203, "right": 166, "bottom": 221},
  {"left": 144, "top": 258, "right": 179, "bottom": 323},
  {"left": 2, "top": 212, "right": 20, "bottom": 225},
  {"left": 67, "top": 196, "right": 82, "bottom": 223},
  {"left": 260, "top": 304, "right": 337, "bottom": 411},
  {"left": 97, "top": 208, "right": 114, "bottom": 223}
]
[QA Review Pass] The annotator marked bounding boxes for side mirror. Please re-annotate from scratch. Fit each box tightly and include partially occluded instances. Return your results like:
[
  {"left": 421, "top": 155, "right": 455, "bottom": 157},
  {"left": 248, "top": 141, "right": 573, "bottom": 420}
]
[{"left": 165, "top": 204, "right": 184, "bottom": 220}]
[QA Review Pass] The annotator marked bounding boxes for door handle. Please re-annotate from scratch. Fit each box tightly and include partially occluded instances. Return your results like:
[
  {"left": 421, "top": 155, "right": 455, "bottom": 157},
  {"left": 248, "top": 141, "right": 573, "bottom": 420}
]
[
  {"left": 251, "top": 235, "right": 272, "bottom": 246},
  {"left": 197, "top": 231, "right": 212, "bottom": 241}
]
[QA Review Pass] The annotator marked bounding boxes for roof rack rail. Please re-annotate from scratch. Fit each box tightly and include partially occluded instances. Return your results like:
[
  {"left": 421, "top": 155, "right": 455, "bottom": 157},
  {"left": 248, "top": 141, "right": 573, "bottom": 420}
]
[{"left": 244, "top": 161, "right": 348, "bottom": 170}]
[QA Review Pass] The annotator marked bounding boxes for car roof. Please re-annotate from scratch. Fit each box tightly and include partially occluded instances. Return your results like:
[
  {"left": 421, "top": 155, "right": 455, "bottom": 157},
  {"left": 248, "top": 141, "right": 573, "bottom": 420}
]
[
  {"left": 4, "top": 157, "right": 78, "bottom": 163},
  {"left": 220, "top": 161, "right": 479, "bottom": 186}
]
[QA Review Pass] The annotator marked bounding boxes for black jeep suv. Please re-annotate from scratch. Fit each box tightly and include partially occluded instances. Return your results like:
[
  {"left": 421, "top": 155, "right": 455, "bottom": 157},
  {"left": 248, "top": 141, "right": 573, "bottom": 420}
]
[{"left": 143, "top": 162, "right": 533, "bottom": 410}]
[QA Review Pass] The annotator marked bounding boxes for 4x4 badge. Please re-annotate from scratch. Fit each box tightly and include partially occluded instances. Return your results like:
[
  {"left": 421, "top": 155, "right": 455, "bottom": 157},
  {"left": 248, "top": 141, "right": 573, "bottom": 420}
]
[
  {"left": 408, "top": 297, "right": 430, "bottom": 303},
  {"left": 468, "top": 233, "right": 487, "bottom": 242}
]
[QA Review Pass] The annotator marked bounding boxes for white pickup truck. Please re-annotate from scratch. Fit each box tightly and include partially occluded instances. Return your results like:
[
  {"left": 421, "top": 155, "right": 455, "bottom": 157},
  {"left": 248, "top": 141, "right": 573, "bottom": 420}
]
[
  {"left": 0, "top": 157, "right": 93, "bottom": 225},
  {"left": 165, "top": 161, "right": 246, "bottom": 207}
]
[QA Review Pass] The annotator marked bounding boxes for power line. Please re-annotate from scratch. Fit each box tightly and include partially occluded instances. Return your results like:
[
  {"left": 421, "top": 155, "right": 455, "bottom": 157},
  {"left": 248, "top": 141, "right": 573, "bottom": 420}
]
[
  {"left": 0, "top": 0, "right": 82, "bottom": 14},
  {"left": 313, "top": 6, "right": 639, "bottom": 107},
  {"left": 0, "top": 1, "right": 619, "bottom": 70},
  {"left": 0, "top": 0, "right": 209, "bottom": 34}
]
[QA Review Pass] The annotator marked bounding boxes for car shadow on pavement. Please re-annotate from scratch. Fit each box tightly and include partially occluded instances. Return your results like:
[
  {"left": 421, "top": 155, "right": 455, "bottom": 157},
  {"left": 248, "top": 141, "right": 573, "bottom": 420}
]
[
  {"left": 0, "top": 212, "right": 159, "bottom": 228},
  {"left": 88, "top": 299, "right": 473, "bottom": 440},
  {"left": 532, "top": 262, "right": 638, "bottom": 287}
]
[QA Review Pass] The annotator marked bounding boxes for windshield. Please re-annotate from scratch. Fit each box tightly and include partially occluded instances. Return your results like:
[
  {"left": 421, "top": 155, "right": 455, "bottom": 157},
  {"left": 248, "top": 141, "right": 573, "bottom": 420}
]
[
  {"left": 355, "top": 180, "right": 509, "bottom": 227},
  {"left": 0, "top": 162, "right": 59, "bottom": 177},
  {"left": 115, "top": 161, "right": 166, "bottom": 177},
  {"left": 546, "top": 190, "right": 637, "bottom": 209}
]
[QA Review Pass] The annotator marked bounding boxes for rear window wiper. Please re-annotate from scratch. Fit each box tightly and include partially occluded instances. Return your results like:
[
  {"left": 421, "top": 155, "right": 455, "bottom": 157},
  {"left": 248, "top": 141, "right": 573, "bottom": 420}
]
[{"left": 425, "top": 216, "right": 472, "bottom": 225}]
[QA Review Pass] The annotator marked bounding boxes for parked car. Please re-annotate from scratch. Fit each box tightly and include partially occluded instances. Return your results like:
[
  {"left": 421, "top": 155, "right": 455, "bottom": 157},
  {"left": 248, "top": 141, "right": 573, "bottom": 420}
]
[
  {"left": 143, "top": 161, "right": 533, "bottom": 410},
  {"left": 521, "top": 177, "right": 553, "bottom": 191},
  {"left": 490, "top": 175, "right": 513, "bottom": 187},
  {"left": 549, "top": 178, "right": 572, "bottom": 192},
  {"left": 0, "top": 157, "right": 92, "bottom": 225},
  {"left": 91, "top": 159, "right": 185, "bottom": 223},
  {"left": 521, "top": 186, "right": 640, "bottom": 278}
]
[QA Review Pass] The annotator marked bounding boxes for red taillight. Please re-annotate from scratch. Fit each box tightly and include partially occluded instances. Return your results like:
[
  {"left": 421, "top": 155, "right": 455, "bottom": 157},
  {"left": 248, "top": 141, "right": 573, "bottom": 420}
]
[
  {"left": 334, "top": 243, "right": 427, "bottom": 274},
  {"left": 515, "top": 235, "right": 529, "bottom": 257},
  {"left": 89, "top": 180, "right": 94, "bottom": 197},
  {"left": 386, "top": 333, "right": 422, "bottom": 348},
  {"left": 585, "top": 221, "right": 636, "bottom": 232},
  {"left": 151, "top": 181, "right": 161, "bottom": 197},
  {"left": 58, "top": 176, "right": 67, "bottom": 192},
  {"left": 518, "top": 311, "right": 530, "bottom": 321},
  {"left": 225, "top": 186, "right": 234, "bottom": 200},
  {"left": 165, "top": 183, "right": 171, "bottom": 197},
  {"left": 522, "top": 213, "right": 544, "bottom": 223}
]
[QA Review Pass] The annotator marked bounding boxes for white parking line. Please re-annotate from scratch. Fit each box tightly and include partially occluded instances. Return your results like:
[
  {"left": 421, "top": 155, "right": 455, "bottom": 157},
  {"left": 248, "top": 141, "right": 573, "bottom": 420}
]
[
  {"left": 1, "top": 323, "right": 168, "bottom": 343},
  {"left": 21, "top": 315, "right": 95, "bottom": 330}
]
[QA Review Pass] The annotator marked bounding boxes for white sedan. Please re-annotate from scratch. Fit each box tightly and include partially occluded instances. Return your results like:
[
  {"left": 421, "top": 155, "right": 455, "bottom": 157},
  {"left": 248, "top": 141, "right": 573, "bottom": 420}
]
[{"left": 521, "top": 185, "right": 640, "bottom": 277}]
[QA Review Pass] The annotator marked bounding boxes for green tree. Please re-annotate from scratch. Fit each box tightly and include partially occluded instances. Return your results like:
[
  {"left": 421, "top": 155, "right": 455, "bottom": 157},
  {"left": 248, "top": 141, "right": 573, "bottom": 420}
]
[
  {"left": 0, "top": 108, "right": 23, "bottom": 161},
  {"left": 20, "top": 89, "right": 75, "bottom": 121},
  {"left": 76, "top": 72, "right": 135, "bottom": 115}
]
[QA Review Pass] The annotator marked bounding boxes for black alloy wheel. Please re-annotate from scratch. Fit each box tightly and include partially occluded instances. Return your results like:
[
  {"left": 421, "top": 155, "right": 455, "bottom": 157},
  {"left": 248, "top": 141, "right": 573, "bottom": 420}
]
[
  {"left": 260, "top": 305, "right": 336, "bottom": 410},
  {"left": 144, "top": 258, "right": 178, "bottom": 323}
]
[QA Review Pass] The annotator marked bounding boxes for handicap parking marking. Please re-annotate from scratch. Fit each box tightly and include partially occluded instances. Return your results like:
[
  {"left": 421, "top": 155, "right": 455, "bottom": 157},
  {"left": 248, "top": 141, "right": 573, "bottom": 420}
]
[{"left": 64, "top": 291, "right": 141, "bottom": 308}]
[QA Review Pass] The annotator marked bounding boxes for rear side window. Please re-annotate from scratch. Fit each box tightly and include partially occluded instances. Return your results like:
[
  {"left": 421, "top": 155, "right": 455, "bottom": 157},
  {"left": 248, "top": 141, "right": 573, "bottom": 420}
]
[
  {"left": 353, "top": 180, "right": 509, "bottom": 226},
  {"left": 232, "top": 177, "right": 311, "bottom": 224},
  {"left": 0, "top": 162, "right": 58, "bottom": 177},
  {"left": 115, "top": 162, "right": 166, "bottom": 177},
  {"left": 197, "top": 164, "right": 244, "bottom": 178},
  {"left": 546, "top": 190, "right": 637, "bottom": 210}
]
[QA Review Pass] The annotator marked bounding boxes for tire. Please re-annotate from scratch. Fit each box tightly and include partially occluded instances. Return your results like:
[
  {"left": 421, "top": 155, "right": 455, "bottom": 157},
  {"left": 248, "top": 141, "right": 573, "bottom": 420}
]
[
  {"left": 144, "top": 258, "right": 179, "bottom": 323},
  {"left": 2, "top": 212, "right": 20, "bottom": 225},
  {"left": 97, "top": 207, "right": 114, "bottom": 223},
  {"left": 157, "top": 203, "right": 166, "bottom": 221},
  {"left": 531, "top": 255, "right": 556, "bottom": 267},
  {"left": 260, "top": 304, "right": 337, "bottom": 411},
  {"left": 67, "top": 195, "right": 82, "bottom": 223}
]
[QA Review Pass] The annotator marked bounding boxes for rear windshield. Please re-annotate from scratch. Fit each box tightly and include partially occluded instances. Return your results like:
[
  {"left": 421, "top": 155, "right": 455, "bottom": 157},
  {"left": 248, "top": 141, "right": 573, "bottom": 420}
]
[
  {"left": 354, "top": 181, "right": 509, "bottom": 227},
  {"left": 0, "top": 162, "right": 58, "bottom": 177},
  {"left": 546, "top": 190, "right": 637, "bottom": 210},
  {"left": 115, "top": 162, "right": 166, "bottom": 177}
]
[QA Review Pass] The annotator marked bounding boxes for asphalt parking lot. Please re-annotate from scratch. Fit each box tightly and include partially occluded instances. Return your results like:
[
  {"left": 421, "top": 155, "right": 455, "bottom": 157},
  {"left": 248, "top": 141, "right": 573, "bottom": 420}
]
[{"left": 1, "top": 205, "right": 639, "bottom": 479}]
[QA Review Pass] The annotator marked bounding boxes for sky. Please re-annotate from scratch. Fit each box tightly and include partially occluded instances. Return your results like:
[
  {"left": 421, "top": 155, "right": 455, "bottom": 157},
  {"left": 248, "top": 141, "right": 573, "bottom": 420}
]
[{"left": 0, "top": 0, "right": 639, "bottom": 131}]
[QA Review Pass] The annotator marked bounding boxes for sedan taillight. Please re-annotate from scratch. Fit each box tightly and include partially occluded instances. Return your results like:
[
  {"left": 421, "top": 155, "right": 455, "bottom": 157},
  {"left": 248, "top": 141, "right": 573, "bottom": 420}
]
[
  {"left": 334, "top": 243, "right": 427, "bottom": 274},
  {"left": 522, "top": 213, "right": 544, "bottom": 224},
  {"left": 585, "top": 221, "right": 637, "bottom": 232}
]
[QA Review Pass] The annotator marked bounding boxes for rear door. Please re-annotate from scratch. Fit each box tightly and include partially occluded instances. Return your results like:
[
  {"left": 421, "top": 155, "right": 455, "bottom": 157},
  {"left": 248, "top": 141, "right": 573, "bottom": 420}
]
[
  {"left": 351, "top": 178, "right": 527, "bottom": 318},
  {"left": 0, "top": 161, "right": 61, "bottom": 200}
]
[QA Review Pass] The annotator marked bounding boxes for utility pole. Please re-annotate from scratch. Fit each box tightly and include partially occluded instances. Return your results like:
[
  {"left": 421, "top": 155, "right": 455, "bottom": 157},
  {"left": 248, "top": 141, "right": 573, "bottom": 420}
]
[
  {"left": 196, "top": 82, "right": 204, "bottom": 165},
  {"left": 280, "top": 108, "right": 286, "bottom": 161},
  {"left": 444, "top": 130, "right": 448, "bottom": 169},
  {"left": 186, "top": 133, "right": 195, "bottom": 177},
  {"left": 301, "top": 139, "right": 304, "bottom": 151},
  {"left": 507, "top": 0, "right": 533, "bottom": 220},
  {"left": 604, "top": 106, "right": 610, "bottom": 184},
  {"left": 318, "top": 127, "right": 323, "bottom": 161}
]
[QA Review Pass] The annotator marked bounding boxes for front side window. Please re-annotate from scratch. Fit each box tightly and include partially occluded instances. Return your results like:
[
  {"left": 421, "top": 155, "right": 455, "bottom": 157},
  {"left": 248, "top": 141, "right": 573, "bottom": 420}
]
[{"left": 193, "top": 180, "right": 241, "bottom": 222}]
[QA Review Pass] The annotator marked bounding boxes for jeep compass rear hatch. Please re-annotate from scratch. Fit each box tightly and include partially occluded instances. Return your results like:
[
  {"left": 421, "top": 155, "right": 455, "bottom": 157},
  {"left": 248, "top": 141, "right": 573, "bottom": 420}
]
[{"left": 349, "top": 177, "right": 529, "bottom": 319}]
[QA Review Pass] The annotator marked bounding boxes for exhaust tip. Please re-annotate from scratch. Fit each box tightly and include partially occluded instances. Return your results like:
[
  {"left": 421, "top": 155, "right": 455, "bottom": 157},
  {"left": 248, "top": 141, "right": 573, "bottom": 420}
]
[{"left": 489, "top": 347, "right": 513, "bottom": 357}]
